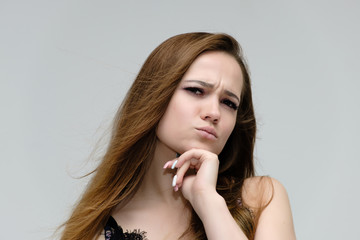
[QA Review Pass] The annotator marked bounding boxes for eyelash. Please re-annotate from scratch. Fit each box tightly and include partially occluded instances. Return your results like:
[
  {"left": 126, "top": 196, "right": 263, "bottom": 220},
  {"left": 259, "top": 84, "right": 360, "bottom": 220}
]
[
  {"left": 184, "top": 87, "right": 238, "bottom": 111},
  {"left": 222, "top": 99, "right": 238, "bottom": 110},
  {"left": 185, "top": 87, "right": 204, "bottom": 95}
]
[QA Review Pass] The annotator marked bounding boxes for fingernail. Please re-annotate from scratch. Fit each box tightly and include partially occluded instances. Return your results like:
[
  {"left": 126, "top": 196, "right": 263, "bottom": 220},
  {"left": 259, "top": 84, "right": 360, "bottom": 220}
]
[
  {"left": 163, "top": 162, "right": 170, "bottom": 169},
  {"left": 174, "top": 185, "right": 179, "bottom": 192},
  {"left": 172, "top": 175, "right": 177, "bottom": 187},
  {"left": 171, "top": 160, "right": 178, "bottom": 169}
]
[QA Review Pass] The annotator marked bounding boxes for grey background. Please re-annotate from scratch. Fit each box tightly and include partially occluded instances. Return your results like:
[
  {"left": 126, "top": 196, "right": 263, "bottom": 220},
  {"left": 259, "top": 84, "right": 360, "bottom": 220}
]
[{"left": 1, "top": 0, "right": 359, "bottom": 239}]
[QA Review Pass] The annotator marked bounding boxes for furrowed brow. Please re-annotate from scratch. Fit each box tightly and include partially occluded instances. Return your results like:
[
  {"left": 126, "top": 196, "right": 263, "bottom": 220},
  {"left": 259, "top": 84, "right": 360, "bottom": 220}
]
[
  {"left": 185, "top": 80, "right": 214, "bottom": 88},
  {"left": 185, "top": 80, "right": 240, "bottom": 103},
  {"left": 225, "top": 90, "right": 240, "bottom": 103}
]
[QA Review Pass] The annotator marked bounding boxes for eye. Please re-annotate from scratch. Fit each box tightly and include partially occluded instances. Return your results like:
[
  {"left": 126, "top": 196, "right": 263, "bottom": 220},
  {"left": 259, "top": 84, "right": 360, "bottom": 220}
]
[
  {"left": 222, "top": 99, "right": 238, "bottom": 111},
  {"left": 184, "top": 87, "right": 204, "bottom": 96}
]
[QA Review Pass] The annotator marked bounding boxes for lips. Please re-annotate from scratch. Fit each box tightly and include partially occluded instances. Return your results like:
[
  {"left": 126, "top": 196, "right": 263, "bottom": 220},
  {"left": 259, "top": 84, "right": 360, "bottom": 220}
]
[{"left": 196, "top": 126, "right": 218, "bottom": 139}]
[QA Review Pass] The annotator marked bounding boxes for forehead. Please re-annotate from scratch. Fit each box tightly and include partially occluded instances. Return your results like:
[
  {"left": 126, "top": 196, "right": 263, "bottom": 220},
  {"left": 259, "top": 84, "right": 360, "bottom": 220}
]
[{"left": 182, "top": 51, "right": 243, "bottom": 95}]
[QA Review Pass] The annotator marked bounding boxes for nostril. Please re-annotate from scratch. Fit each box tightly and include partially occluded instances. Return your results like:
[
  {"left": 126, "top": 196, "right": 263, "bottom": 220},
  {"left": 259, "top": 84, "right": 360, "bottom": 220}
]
[{"left": 203, "top": 115, "right": 219, "bottom": 123}]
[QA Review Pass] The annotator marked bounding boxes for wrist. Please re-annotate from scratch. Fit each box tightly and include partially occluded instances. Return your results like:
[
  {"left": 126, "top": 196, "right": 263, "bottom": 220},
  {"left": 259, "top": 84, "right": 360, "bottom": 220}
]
[{"left": 190, "top": 189, "right": 226, "bottom": 220}]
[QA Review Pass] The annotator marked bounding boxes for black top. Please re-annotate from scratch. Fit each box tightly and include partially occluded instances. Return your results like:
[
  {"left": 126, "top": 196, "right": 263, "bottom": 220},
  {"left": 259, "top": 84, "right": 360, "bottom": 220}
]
[
  {"left": 104, "top": 216, "right": 148, "bottom": 240},
  {"left": 104, "top": 198, "right": 251, "bottom": 239}
]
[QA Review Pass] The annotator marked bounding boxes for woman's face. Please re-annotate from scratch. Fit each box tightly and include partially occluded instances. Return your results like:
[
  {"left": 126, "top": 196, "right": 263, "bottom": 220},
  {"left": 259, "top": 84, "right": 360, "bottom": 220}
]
[{"left": 156, "top": 51, "right": 243, "bottom": 155}]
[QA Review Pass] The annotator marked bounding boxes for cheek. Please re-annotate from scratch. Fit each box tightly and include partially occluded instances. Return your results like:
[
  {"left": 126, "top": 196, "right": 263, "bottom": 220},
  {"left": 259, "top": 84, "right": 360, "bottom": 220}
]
[
  {"left": 166, "top": 95, "right": 194, "bottom": 124},
  {"left": 157, "top": 97, "right": 188, "bottom": 139},
  {"left": 221, "top": 116, "right": 237, "bottom": 142},
  {"left": 224, "top": 109, "right": 237, "bottom": 126},
  {"left": 228, "top": 118, "right": 237, "bottom": 135}
]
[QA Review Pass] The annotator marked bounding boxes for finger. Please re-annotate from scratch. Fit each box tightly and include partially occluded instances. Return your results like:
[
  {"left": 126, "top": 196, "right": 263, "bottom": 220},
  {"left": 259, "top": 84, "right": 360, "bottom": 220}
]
[
  {"left": 163, "top": 158, "right": 178, "bottom": 169},
  {"left": 173, "top": 160, "right": 192, "bottom": 189},
  {"left": 171, "top": 150, "right": 209, "bottom": 188},
  {"left": 170, "top": 150, "right": 197, "bottom": 168},
  {"left": 178, "top": 149, "right": 207, "bottom": 166}
]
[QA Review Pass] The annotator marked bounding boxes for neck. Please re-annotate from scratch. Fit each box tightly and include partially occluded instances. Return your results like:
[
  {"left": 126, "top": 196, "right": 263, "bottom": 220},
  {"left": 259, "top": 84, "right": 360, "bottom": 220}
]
[{"left": 131, "top": 140, "right": 185, "bottom": 207}]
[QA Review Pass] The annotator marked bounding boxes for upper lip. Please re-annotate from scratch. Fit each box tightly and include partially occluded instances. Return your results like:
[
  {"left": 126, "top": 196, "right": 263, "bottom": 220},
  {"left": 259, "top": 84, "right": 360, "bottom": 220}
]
[{"left": 196, "top": 126, "right": 218, "bottom": 138}]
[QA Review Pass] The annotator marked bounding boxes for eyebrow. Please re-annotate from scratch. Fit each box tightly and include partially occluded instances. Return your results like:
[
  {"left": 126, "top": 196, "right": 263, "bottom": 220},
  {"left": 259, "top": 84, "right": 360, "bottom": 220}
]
[{"left": 184, "top": 80, "right": 240, "bottom": 103}]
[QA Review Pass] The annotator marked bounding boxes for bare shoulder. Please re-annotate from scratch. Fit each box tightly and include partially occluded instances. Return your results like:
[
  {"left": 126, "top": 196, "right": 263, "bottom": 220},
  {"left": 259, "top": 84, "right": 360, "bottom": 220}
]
[
  {"left": 240, "top": 176, "right": 271, "bottom": 207},
  {"left": 242, "top": 176, "right": 286, "bottom": 205},
  {"left": 242, "top": 177, "right": 296, "bottom": 240}
]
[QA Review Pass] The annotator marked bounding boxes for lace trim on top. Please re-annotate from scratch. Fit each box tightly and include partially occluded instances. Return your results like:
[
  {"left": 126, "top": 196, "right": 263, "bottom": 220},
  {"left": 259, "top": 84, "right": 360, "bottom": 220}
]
[
  {"left": 105, "top": 198, "right": 252, "bottom": 239},
  {"left": 104, "top": 216, "right": 148, "bottom": 240}
]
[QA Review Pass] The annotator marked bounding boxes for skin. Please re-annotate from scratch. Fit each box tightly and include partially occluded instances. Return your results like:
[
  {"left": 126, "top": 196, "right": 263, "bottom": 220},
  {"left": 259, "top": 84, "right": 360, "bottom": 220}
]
[
  {"left": 156, "top": 51, "right": 243, "bottom": 156},
  {"left": 106, "top": 51, "right": 296, "bottom": 240}
]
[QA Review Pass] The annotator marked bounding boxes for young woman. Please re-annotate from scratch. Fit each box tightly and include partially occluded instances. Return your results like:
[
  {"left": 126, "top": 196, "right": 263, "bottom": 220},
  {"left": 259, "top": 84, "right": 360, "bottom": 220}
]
[{"left": 60, "top": 32, "right": 296, "bottom": 240}]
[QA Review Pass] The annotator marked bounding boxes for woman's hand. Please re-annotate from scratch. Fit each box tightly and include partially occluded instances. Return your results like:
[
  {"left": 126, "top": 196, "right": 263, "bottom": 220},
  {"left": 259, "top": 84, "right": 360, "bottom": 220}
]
[
  {"left": 163, "top": 149, "right": 249, "bottom": 240},
  {"left": 163, "top": 148, "right": 220, "bottom": 206},
  {"left": 163, "top": 149, "right": 296, "bottom": 240}
]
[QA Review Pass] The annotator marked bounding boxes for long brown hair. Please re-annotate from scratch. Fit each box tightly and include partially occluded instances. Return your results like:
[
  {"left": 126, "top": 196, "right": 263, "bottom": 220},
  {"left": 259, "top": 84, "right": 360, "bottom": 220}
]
[{"left": 60, "top": 32, "right": 257, "bottom": 240}]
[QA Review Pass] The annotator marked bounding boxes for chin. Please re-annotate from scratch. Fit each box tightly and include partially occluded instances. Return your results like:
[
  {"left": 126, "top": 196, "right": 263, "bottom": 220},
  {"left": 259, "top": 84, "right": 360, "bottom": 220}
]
[{"left": 181, "top": 143, "right": 222, "bottom": 155}]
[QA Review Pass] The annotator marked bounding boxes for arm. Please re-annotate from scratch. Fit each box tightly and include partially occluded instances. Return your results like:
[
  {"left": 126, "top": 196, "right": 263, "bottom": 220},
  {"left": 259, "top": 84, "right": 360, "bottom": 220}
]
[
  {"left": 195, "top": 177, "right": 296, "bottom": 240},
  {"left": 164, "top": 149, "right": 296, "bottom": 240},
  {"left": 191, "top": 188, "right": 248, "bottom": 239},
  {"left": 165, "top": 149, "right": 248, "bottom": 239}
]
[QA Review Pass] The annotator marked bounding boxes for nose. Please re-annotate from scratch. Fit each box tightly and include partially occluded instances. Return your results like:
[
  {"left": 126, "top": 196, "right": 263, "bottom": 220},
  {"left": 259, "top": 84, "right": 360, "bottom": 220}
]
[{"left": 200, "top": 98, "right": 220, "bottom": 123}]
